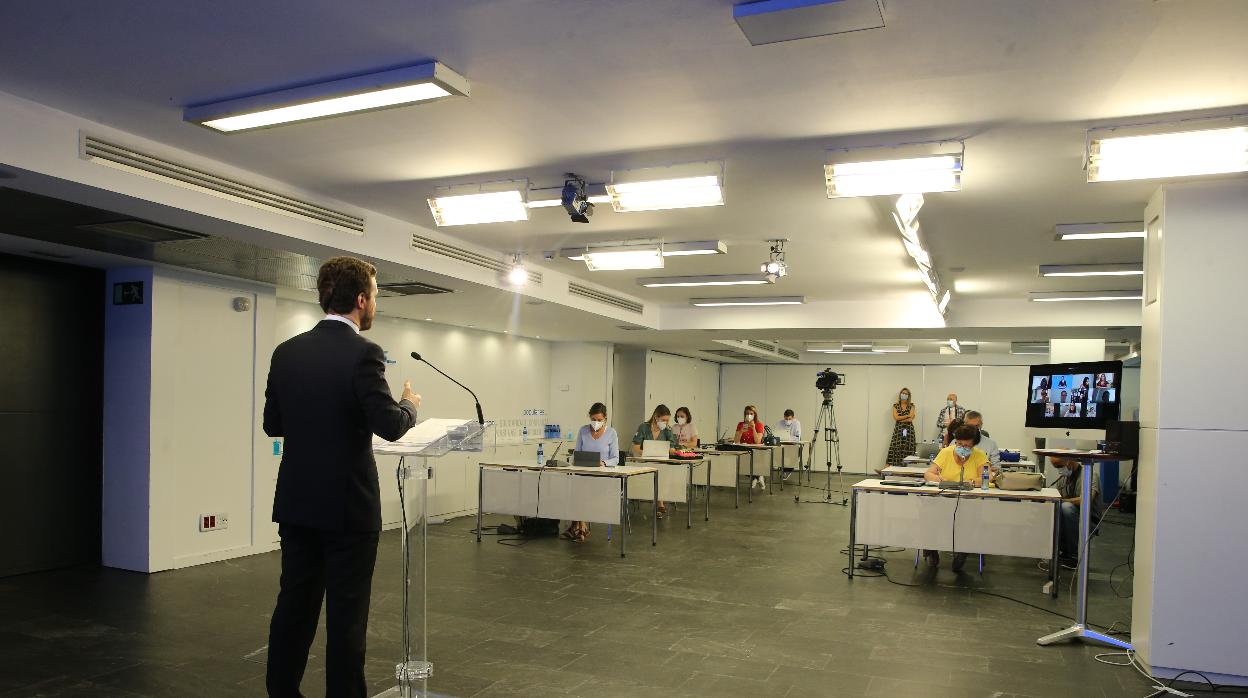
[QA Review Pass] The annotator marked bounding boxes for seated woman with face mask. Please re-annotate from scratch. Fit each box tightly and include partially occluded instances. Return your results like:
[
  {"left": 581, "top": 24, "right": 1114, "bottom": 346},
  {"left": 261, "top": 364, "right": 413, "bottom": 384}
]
[
  {"left": 921, "top": 424, "right": 991, "bottom": 571},
  {"left": 563, "top": 402, "right": 619, "bottom": 543},
  {"left": 630, "top": 404, "right": 679, "bottom": 518}
]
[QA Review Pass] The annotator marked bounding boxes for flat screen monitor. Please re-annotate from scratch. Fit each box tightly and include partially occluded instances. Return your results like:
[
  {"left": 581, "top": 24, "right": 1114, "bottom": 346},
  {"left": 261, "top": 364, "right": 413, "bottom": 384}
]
[{"left": 1025, "top": 360, "right": 1122, "bottom": 429}]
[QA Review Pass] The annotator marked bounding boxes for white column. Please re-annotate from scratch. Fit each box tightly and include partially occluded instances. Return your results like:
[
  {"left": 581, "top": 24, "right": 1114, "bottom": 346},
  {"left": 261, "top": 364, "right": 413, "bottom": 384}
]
[{"left": 1133, "top": 179, "right": 1248, "bottom": 683}]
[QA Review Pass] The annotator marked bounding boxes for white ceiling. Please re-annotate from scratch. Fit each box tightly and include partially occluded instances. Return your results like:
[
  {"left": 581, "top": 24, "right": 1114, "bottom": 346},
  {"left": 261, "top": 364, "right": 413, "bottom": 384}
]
[{"left": 1, "top": 0, "right": 1246, "bottom": 333}]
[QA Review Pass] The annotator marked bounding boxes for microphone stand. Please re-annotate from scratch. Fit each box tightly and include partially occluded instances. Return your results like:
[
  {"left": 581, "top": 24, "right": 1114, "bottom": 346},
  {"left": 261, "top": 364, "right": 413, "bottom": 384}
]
[{"left": 410, "top": 352, "right": 485, "bottom": 425}]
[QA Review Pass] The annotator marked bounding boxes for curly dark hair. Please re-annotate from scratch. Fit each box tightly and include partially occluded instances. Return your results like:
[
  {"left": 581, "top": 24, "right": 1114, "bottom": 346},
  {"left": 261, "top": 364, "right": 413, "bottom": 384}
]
[{"left": 317, "top": 256, "right": 376, "bottom": 313}]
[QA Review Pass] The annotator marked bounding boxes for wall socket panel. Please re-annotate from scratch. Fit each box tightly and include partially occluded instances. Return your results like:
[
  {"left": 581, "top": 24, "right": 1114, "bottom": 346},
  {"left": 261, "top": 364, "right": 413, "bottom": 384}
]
[{"left": 199, "top": 513, "right": 229, "bottom": 532}]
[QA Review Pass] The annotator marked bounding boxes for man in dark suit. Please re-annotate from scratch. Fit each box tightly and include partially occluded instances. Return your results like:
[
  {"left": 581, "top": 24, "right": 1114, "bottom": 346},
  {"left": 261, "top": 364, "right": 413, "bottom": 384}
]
[{"left": 262, "top": 256, "right": 420, "bottom": 698}]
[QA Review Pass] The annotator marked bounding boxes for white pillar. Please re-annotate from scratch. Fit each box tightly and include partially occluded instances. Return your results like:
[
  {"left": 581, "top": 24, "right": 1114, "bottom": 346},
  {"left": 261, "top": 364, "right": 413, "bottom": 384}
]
[{"left": 1133, "top": 179, "right": 1248, "bottom": 683}]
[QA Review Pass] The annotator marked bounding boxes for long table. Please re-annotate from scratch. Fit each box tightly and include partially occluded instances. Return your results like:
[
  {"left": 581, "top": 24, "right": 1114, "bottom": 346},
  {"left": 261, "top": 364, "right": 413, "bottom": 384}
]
[
  {"left": 696, "top": 449, "right": 751, "bottom": 508},
  {"left": 847, "top": 478, "right": 1062, "bottom": 596},
  {"left": 624, "top": 456, "right": 710, "bottom": 528},
  {"left": 477, "top": 462, "right": 658, "bottom": 557}
]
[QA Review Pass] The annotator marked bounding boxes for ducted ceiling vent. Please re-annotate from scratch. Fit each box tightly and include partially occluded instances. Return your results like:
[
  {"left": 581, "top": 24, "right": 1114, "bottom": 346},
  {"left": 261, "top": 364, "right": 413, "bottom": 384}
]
[
  {"left": 701, "top": 349, "right": 771, "bottom": 363},
  {"left": 568, "top": 282, "right": 644, "bottom": 314},
  {"left": 376, "top": 281, "right": 454, "bottom": 297},
  {"left": 410, "top": 234, "right": 543, "bottom": 285},
  {"left": 711, "top": 339, "right": 800, "bottom": 363},
  {"left": 79, "top": 134, "right": 365, "bottom": 234}
]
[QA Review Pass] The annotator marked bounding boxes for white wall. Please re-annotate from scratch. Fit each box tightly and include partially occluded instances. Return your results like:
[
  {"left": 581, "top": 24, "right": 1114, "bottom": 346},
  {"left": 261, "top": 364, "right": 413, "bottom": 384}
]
[
  {"left": 549, "top": 343, "right": 614, "bottom": 441},
  {"left": 720, "top": 363, "right": 1032, "bottom": 473},
  {"left": 104, "top": 267, "right": 278, "bottom": 573},
  {"left": 642, "top": 351, "right": 721, "bottom": 444}
]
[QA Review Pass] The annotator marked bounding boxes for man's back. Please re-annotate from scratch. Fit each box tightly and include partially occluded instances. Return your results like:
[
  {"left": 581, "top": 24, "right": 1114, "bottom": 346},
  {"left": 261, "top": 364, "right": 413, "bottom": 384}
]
[{"left": 263, "top": 320, "right": 415, "bottom": 532}]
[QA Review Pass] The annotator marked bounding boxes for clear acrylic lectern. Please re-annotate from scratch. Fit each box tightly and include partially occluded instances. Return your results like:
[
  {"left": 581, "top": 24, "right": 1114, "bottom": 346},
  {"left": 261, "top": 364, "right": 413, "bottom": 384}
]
[{"left": 372, "top": 418, "right": 495, "bottom": 698}]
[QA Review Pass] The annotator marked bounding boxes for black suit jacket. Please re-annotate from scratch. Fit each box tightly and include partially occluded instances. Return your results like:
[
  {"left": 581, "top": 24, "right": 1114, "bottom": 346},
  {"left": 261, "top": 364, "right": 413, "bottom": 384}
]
[{"left": 263, "top": 319, "right": 417, "bottom": 532}]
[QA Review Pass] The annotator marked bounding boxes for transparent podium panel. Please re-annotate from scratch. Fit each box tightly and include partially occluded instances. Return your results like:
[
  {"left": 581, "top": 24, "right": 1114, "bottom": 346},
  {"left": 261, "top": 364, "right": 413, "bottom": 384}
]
[
  {"left": 395, "top": 458, "right": 429, "bottom": 698},
  {"left": 373, "top": 420, "right": 493, "bottom": 698}
]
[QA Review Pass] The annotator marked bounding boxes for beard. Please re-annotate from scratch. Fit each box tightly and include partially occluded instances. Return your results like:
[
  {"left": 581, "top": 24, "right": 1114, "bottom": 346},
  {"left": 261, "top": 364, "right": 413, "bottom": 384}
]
[{"left": 359, "top": 304, "right": 375, "bottom": 331}]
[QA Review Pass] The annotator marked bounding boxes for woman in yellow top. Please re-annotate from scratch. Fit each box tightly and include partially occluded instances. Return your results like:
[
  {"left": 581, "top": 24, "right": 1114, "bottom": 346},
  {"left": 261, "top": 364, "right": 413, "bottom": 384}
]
[
  {"left": 921, "top": 424, "right": 990, "bottom": 571},
  {"left": 925, "top": 424, "right": 989, "bottom": 484}
]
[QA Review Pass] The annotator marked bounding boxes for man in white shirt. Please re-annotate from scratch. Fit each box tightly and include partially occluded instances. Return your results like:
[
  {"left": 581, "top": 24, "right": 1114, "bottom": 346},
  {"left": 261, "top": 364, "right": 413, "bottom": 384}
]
[{"left": 776, "top": 409, "right": 802, "bottom": 441}]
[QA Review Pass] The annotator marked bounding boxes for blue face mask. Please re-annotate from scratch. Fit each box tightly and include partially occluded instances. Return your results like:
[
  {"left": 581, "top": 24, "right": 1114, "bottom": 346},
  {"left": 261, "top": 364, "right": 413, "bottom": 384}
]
[{"left": 955, "top": 446, "right": 972, "bottom": 458}]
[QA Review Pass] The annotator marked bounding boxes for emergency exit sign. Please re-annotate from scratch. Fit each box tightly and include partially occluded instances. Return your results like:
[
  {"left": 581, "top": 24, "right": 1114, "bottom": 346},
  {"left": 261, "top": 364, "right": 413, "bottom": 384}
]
[{"left": 112, "top": 281, "right": 144, "bottom": 305}]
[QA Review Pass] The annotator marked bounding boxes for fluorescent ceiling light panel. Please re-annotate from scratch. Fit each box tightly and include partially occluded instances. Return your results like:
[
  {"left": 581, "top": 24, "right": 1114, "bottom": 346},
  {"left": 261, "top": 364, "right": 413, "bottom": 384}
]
[
  {"left": 937, "top": 289, "right": 951, "bottom": 314},
  {"left": 427, "top": 189, "right": 528, "bottom": 226},
  {"left": 582, "top": 241, "right": 664, "bottom": 271},
  {"left": 637, "top": 273, "right": 771, "bottom": 288},
  {"left": 826, "top": 143, "right": 963, "bottom": 198},
  {"left": 559, "top": 240, "right": 724, "bottom": 260},
  {"left": 1055, "top": 222, "right": 1146, "bottom": 241},
  {"left": 805, "top": 342, "right": 909, "bottom": 354},
  {"left": 607, "top": 163, "right": 725, "bottom": 212},
  {"left": 1087, "top": 124, "right": 1248, "bottom": 182},
  {"left": 1029, "top": 290, "right": 1143, "bottom": 302},
  {"left": 663, "top": 240, "right": 728, "bottom": 256},
  {"left": 1039, "top": 263, "right": 1144, "bottom": 277},
  {"left": 690, "top": 296, "right": 804, "bottom": 307},
  {"left": 185, "top": 62, "right": 469, "bottom": 133}
]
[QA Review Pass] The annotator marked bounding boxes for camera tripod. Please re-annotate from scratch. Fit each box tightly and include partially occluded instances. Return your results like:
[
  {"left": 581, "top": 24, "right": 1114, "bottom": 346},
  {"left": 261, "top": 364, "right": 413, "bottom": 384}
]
[{"left": 795, "top": 388, "right": 848, "bottom": 506}]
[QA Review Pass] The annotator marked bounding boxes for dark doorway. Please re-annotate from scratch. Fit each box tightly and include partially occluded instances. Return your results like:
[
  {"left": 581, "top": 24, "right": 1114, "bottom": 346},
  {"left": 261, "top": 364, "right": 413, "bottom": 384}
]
[{"left": 0, "top": 252, "right": 104, "bottom": 576}]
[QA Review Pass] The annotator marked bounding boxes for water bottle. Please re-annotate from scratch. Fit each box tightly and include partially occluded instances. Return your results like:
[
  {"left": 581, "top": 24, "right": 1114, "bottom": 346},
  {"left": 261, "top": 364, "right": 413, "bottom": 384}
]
[
  {"left": 981, "top": 464, "right": 990, "bottom": 491},
  {"left": 537, "top": 442, "right": 544, "bottom": 466},
  {"left": 522, "top": 425, "right": 528, "bottom": 442}
]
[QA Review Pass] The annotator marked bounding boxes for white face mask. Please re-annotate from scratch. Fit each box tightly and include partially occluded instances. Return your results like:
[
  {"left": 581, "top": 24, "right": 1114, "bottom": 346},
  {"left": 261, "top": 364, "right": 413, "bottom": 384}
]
[
  {"left": 900, "top": 393, "right": 909, "bottom": 401},
  {"left": 590, "top": 420, "right": 604, "bottom": 431},
  {"left": 658, "top": 420, "right": 669, "bottom": 430},
  {"left": 782, "top": 419, "right": 793, "bottom": 426},
  {"left": 746, "top": 414, "right": 755, "bottom": 422},
  {"left": 676, "top": 416, "right": 687, "bottom": 425}
]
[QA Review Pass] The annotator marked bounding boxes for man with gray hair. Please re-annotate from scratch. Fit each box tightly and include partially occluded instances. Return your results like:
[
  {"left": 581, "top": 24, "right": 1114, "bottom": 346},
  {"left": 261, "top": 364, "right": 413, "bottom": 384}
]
[{"left": 962, "top": 411, "right": 999, "bottom": 471}]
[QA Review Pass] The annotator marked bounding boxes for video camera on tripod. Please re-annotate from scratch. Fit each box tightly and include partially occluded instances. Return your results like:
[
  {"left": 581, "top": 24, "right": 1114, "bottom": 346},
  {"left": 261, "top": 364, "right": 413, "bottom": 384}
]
[{"left": 815, "top": 368, "right": 845, "bottom": 393}]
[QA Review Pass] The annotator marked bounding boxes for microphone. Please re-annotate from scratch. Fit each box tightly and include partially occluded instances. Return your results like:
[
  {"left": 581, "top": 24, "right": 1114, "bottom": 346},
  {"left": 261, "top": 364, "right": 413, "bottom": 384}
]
[
  {"left": 545, "top": 440, "right": 566, "bottom": 467},
  {"left": 410, "top": 351, "right": 485, "bottom": 425}
]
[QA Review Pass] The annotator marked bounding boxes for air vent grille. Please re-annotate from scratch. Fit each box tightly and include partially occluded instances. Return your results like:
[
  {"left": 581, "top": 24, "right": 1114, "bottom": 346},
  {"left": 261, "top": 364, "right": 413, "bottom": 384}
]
[
  {"left": 568, "top": 282, "right": 644, "bottom": 314},
  {"left": 80, "top": 135, "right": 365, "bottom": 234},
  {"left": 777, "top": 347, "right": 800, "bottom": 360},
  {"left": 617, "top": 325, "right": 647, "bottom": 331},
  {"left": 410, "top": 234, "right": 543, "bottom": 285},
  {"left": 702, "top": 349, "right": 769, "bottom": 363},
  {"left": 376, "top": 281, "right": 454, "bottom": 297},
  {"left": 747, "top": 340, "right": 773, "bottom": 352}
]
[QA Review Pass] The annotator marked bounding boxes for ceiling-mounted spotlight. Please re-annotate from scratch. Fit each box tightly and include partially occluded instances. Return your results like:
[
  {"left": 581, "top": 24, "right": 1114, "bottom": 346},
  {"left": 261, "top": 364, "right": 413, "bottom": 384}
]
[
  {"left": 760, "top": 239, "right": 788, "bottom": 282},
  {"left": 505, "top": 254, "right": 529, "bottom": 286},
  {"left": 561, "top": 174, "right": 594, "bottom": 223}
]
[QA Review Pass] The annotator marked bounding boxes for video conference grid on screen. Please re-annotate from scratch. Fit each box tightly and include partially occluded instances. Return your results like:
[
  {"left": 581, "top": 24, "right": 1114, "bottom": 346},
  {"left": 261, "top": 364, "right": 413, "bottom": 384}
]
[{"left": 1024, "top": 360, "right": 1122, "bottom": 428}]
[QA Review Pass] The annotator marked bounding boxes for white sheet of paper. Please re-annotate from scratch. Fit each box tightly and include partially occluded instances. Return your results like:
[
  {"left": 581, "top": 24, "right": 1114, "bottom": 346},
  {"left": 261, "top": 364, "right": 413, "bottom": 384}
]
[{"left": 372, "top": 417, "right": 474, "bottom": 453}]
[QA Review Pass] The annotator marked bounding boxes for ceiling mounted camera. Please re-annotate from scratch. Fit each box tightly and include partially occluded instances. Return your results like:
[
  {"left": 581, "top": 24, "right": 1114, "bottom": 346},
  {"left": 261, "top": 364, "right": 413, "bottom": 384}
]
[{"left": 561, "top": 174, "right": 594, "bottom": 223}]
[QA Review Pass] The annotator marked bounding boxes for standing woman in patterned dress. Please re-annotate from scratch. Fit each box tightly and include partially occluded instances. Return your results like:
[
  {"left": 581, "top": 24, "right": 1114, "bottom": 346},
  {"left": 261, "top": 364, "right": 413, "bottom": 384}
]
[{"left": 884, "top": 387, "right": 917, "bottom": 472}]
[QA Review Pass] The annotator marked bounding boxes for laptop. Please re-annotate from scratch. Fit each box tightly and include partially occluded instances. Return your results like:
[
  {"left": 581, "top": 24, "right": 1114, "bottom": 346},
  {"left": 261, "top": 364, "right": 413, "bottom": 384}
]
[
  {"left": 638, "top": 439, "right": 670, "bottom": 460},
  {"left": 916, "top": 442, "right": 940, "bottom": 460},
  {"left": 570, "top": 450, "right": 601, "bottom": 467}
]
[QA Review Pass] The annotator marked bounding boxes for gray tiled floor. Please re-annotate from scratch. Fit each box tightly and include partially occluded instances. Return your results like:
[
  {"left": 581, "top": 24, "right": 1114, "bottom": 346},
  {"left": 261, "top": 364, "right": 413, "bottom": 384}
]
[{"left": 0, "top": 475, "right": 1154, "bottom": 697}]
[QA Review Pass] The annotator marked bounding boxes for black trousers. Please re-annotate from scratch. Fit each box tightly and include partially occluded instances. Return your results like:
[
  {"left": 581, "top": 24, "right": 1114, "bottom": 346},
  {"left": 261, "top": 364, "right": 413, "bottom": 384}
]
[{"left": 266, "top": 524, "right": 380, "bottom": 698}]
